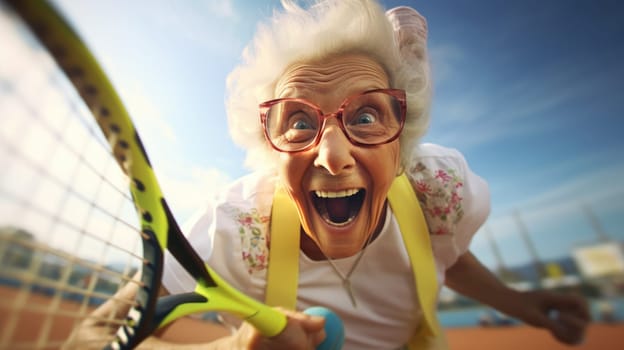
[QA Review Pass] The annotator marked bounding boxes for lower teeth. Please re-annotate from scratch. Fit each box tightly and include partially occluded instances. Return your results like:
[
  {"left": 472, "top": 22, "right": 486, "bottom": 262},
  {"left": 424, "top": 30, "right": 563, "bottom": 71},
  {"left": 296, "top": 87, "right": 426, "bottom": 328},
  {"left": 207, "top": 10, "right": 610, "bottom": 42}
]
[{"left": 323, "top": 215, "right": 355, "bottom": 227}]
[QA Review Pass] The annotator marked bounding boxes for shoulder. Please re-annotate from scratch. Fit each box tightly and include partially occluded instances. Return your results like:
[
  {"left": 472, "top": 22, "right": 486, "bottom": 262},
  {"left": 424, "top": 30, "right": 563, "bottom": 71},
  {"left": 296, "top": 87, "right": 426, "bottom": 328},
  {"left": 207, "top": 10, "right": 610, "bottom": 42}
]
[
  {"left": 408, "top": 143, "right": 469, "bottom": 170},
  {"left": 405, "top": 143, "right": 490, "bottom": 243},
  {"left": 404, "top": 143, "right": 490, "bottom": 269},
  {"left": 215, "top": 171, "right": 277, "bottom": 233},
  {"left": 213, "top": 171, "right": 277, "bottom": 275},
  {"left": 406, "top": 143, "right": 483, "bottom": 212},
  {"left": 406, "top": 143, "right": 487, "bottom": 194},
  {"left": 181, "top": 171, "right": 276, "bottom": 232},
  {"left": 217, "top": 170, "right": 278, "bottom": 204}
]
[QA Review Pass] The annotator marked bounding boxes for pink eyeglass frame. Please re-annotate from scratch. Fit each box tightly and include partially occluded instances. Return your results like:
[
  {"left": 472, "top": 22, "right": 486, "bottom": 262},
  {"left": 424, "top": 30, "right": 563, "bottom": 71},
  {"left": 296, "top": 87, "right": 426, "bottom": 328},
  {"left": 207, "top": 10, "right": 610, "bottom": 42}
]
[{"left": 259, "top": 88, "right": 407, "bottom": 153}]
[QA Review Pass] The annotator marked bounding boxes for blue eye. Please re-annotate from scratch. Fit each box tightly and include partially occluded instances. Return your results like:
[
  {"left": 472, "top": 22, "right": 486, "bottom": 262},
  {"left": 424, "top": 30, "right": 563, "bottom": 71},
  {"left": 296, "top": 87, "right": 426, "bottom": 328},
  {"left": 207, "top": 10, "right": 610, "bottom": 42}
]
[
  {"left": 292, "top": 119, "right": 312, "bottom": 129},
  {"left": 355, "top": 112, "right": 376, "bottom": 124}
]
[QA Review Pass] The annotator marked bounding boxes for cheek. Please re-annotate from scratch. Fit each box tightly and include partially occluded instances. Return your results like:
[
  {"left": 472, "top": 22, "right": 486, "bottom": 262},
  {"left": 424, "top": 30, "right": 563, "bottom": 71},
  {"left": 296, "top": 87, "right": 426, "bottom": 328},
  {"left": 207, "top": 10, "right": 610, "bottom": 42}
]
[
  {"left": 367, "top": 144, "right": 400, "bottom": 205},
  {"left": 277, "top": 152, "right": 310, "bottom": 204},
  {"left": 277, "top": 153, "right": 319, "bottom": 238},
  {"left": 372, "top": 143, "right": 400, "bottom": 184},
  {"left": 388, "top": 142, "right": 401, "bottom": 173}
]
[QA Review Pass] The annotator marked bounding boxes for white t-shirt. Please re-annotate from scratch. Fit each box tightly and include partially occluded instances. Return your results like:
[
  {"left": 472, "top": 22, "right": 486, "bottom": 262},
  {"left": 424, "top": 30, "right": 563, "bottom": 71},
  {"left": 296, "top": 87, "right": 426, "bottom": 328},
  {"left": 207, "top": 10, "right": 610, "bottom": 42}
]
[{"left": 162, "top": 143, "right": 490, "bottom": 349}]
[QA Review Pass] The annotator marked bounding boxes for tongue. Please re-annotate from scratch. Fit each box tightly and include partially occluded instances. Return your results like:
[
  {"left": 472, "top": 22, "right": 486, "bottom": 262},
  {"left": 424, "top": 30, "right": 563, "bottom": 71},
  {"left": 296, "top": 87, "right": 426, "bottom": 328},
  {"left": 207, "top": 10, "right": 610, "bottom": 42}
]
[{"left": 326, "top": 197, "right": 350, "bottom": 223}]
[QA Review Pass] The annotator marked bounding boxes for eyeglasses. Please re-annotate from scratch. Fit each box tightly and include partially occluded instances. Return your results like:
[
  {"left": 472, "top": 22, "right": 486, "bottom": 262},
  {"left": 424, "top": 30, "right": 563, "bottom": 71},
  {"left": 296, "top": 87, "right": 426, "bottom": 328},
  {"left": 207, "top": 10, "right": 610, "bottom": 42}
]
[{"left": 260, "top": 88, "right": 406, "bottom": 153}]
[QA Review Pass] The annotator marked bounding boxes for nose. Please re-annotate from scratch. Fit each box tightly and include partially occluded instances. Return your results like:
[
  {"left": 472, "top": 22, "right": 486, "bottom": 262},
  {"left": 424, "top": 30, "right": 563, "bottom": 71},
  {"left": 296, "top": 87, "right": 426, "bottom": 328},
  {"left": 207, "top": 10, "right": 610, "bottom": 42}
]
[{"left": 313, "top": 120, "right": 355, "bottom": 175}]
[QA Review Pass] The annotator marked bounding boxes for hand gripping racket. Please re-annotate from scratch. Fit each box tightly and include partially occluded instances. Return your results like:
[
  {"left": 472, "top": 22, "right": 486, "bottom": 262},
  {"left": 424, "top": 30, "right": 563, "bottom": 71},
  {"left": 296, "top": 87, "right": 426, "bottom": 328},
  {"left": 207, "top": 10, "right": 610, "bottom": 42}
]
[{"left": 0, "top": 0, "right": 342, "bottom": 349}]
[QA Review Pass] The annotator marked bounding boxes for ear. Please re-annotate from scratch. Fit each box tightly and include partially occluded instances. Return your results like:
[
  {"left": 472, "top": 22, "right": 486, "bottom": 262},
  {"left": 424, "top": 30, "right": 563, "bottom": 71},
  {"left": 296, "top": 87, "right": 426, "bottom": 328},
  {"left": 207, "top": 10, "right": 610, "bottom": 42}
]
[{"left": 386, "top": 6, "right": 428, "bottom": 61}]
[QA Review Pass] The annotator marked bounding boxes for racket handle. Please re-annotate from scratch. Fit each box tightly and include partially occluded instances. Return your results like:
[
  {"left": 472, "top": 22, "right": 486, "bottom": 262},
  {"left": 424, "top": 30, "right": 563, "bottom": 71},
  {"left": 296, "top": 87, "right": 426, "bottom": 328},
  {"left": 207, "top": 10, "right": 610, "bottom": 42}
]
[{"left": 304, "top": 307, "right": 345, "bottom": 350}]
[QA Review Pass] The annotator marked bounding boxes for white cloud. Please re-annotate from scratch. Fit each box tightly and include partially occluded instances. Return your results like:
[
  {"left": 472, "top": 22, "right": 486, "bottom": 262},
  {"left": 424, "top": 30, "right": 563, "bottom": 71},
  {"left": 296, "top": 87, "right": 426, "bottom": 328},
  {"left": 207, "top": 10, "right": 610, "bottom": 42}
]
[
  {"left": 429, "top": 44, "right": 464, "bottom": 84},
  {"left": 160, "top": 166, "right": 232, "bottom": 223},
  {"left": 207, "top": 0, "right": 237, "bottom": 18},
  {"left": 431, "top": 91, "right": 490, "bottom": 125},
  {"left": 486, "top": 162, "right": 624, "bottom": 240},
  {"left": 428, "top": 41, "right": 616, "bottom": 151},
  {"left": 117, "top": 81, "right": 177, "bottom": 145},
  {"left": 519, "top": 168, "right": 622, "bottom": 214},
  {"left": 105, "top": 76, "right": 233, "bottom": 223},
  {"left": 144, "top": 0, "right": 243, "bottom": 54}
]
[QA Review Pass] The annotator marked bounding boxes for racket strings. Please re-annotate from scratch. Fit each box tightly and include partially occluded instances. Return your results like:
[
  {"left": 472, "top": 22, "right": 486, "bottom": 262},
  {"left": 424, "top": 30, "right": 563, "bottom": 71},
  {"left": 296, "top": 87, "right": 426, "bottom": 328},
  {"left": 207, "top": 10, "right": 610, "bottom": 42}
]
[
  {"left": 0, "top": 7, "right": 146, "bottom": 349},
  {"left": 16, "top": 25, "right": 153, "bottom": 348},
  {"left": 0, "top": 76, "right": 137, "bottom": 231},
  {"left": 0, "top": 234, "right": 139, "bottom": 302},
  {"left": 0, "top": 103, "right": 143, "bottom": 269}
]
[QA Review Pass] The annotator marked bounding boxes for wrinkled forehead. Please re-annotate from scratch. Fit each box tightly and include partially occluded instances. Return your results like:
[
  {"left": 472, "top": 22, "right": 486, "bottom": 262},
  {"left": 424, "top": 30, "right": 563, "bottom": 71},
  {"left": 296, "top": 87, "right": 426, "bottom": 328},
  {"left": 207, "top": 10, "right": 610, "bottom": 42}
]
[{"left": 273, "top": 54, "right": 390, "bottom": 107}]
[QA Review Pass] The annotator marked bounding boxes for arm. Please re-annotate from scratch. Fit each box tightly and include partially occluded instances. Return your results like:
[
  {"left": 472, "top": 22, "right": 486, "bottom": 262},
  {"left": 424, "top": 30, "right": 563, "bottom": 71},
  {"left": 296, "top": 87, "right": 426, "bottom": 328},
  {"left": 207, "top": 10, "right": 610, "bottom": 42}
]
[
  {"left": 65, "top": 274, "right": 325, "bottom": 349},
  {"left": 444, "top": 251, "right": 590, "bottom": 345}
]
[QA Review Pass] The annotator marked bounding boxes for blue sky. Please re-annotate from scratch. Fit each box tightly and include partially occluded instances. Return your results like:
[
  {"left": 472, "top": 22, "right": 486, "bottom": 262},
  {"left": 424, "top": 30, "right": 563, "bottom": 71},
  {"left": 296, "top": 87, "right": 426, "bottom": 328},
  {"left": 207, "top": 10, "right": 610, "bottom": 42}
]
[{"left": 51, "top": 0, "right": 624, "bottom": 270}]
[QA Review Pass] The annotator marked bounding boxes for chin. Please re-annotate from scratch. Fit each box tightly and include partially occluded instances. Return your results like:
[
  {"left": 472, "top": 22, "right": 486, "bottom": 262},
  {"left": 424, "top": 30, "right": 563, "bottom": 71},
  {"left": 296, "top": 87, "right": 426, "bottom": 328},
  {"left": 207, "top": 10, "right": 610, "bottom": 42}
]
[{"left": 312, "top": 221, "right": 373, "bottom": 259}]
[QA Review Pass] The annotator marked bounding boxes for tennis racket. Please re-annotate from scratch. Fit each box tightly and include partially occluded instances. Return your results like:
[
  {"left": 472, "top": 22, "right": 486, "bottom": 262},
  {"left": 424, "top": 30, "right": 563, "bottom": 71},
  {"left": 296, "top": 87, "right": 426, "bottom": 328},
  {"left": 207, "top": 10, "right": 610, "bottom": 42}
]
[{"left": 0, "top": 1, "right": 341, "bottom": 349}]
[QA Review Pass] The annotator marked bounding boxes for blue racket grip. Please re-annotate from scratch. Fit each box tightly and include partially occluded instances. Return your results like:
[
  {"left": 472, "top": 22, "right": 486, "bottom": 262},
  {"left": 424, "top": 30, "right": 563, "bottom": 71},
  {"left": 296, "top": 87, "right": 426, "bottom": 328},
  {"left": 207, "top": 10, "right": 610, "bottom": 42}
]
[{"left": 304, "top": 307, "right": 344, "bottom": 350}]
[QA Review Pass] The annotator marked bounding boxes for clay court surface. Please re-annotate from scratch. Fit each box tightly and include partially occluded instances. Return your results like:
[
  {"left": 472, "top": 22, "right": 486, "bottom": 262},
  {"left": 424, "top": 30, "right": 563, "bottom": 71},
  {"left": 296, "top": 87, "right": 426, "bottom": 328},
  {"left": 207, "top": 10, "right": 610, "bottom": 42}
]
[
  {"left": 0, "top": 285, "right": 92, "bottom": 347},
  {"left": 445, "top": 323, "right": 622, "bottom": 350},
  {"left": 1, "top": 286, "right": 622, "bottom": 349}
]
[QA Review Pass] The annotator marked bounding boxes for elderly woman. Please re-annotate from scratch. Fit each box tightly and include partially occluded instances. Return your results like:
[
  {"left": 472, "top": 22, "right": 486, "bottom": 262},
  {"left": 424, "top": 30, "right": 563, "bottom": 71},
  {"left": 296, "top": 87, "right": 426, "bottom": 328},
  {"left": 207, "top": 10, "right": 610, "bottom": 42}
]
[{"left": 77, "top": 0, "right": 589, "bottom": 349}]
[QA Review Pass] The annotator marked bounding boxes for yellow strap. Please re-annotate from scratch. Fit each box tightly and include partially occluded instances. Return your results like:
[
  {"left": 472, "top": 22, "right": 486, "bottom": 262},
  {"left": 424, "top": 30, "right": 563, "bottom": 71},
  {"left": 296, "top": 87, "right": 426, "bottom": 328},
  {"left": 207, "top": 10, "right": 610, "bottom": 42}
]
[
  {"left": 388, "top": 174, "right": 444, "bottom": 349},
  {"left": 265, "top": 186, "right": 300, "bottom": 308},
  {"left": 266, "top": 174, "right": 445, "bottom": 349}
]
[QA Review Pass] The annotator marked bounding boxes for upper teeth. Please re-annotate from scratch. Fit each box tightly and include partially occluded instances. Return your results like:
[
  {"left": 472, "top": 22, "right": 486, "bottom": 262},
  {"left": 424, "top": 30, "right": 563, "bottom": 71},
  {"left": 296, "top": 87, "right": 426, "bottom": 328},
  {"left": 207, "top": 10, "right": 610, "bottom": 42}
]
[{"left": 314, "top": 189, "right": 360, "bottom": 198}]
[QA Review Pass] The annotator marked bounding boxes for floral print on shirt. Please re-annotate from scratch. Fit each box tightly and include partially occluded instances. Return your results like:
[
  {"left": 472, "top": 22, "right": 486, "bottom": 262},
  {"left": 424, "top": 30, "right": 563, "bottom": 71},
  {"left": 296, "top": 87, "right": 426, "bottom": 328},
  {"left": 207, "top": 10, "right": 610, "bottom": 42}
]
[
  {"left": 408, "top": 162, "right": 464, "bottom": 235},
  {"left": 232, "top": 161, "right": 465, "bottom": 274},
  {"left": 233, "top": 208, "right": 270, "bottom": 274}
]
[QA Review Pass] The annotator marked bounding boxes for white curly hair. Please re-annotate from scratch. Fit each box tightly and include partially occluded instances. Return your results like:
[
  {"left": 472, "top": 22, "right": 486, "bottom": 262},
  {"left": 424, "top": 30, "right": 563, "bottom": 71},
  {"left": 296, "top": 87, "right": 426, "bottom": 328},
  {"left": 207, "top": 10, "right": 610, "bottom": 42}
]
[{"left": 226, "top": 0, "right": 431, "bottom": 171}]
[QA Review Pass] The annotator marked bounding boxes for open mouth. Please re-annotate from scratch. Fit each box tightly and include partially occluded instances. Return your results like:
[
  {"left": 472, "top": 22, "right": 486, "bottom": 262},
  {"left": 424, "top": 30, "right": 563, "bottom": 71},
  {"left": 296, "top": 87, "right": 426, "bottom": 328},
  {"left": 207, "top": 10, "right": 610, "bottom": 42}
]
[{"left": 312, "top": 188, "right": 365, "bottom": 226}]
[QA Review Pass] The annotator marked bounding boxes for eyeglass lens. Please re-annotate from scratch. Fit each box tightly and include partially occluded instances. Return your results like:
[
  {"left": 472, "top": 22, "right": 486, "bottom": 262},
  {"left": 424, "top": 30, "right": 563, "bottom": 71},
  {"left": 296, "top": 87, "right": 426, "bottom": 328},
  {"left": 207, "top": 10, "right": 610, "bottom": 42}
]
[{"left": 265, "top": 91, "right": 402, "bottom": 152}]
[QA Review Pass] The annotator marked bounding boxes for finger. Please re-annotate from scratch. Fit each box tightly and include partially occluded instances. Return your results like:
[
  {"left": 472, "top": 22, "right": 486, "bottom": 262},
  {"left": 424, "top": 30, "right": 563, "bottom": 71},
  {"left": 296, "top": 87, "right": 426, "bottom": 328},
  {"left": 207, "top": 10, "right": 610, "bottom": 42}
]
[
  {"left": 559, "top": 311, "right": 589, "bottom": 333},
  {"left": 277, "top": 308, "right": 327, "bottom": 348},
  {"left": 552, "top": 294, "right": 591, "bottom": 321},
  {"left": 311, "top": 328, "right": 327, "bottom": 348},
  {"left": 294, "top": 313, "right": 326, "bottom": 346},
  {"left": 548, "top": 310, "right": 588, "bottom": 345},
  {"left": 281, "top": 309, "right": 326, "bottom": 332}
]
